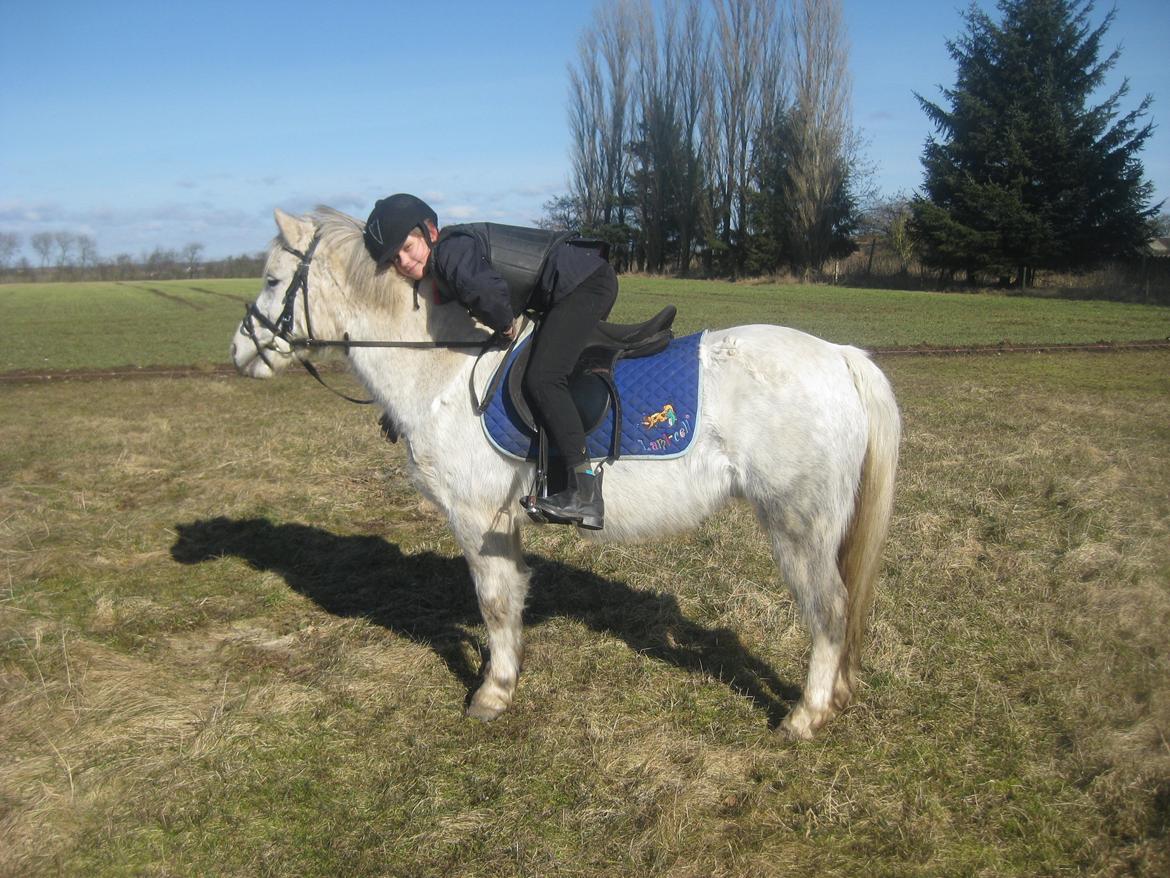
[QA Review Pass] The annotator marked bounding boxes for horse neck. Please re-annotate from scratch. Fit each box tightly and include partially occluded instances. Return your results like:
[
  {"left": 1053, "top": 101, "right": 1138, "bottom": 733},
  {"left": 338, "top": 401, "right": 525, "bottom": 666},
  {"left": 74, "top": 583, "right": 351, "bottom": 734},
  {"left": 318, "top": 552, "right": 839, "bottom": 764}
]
[{"left": 329, "top": 275, "right": 487, "bottom": 438}]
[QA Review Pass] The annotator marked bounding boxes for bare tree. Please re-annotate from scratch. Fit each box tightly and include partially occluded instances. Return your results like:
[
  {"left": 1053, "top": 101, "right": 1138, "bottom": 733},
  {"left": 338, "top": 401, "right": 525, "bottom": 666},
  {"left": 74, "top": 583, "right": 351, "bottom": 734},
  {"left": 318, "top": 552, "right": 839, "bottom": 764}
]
[
  {"left": 782, "top": 0, "right": 854, "bottom": 275},
  {"left": 31, "top": 232, "right": 54, "bottom": 268},
  {"left": 629, "top": 0, "right": 674, "bottom": 272},
  {"left": 182, "top": 242, "right": 204, "bottom": 276},
  {"left": 596, "top": 0, "right": 636, "bottom": 229},
  {"left": 77, "top": 235, "right": 99, "bottom": 271},
  {"left": 568, "top": 30, "right": 607, "bottom": 228},
  {"left": 857, "top": 192, "right": 915, "bottom": 276},
  {"left": 567, "top": 0, "right": 861, "bottom": 279},
  {"left": 626, "top": 0, "right": 718, "bottom": 274},
  {"left": 0, "top": 231, "right": 20, "bottom": 270},
  {"left": 567, "top": 0, "right": 637, "bottom": 257},
  {"left": 53, "top": 231, "right": 76, "bottom": 269},
  {"left": 673, "top": 0, "right": 711, "bottom": 274},
  {"left": 537, "top": 195, "right": 581, "bottom": 231},
  {"left": 114, "top": 253, "right": 134, "bottom": 280},
  {"left": 145, "top": 247, "right": 178, "bottom": 278},
  {"left": 710, "top": 0, "right": 776, "bottom": 276}
]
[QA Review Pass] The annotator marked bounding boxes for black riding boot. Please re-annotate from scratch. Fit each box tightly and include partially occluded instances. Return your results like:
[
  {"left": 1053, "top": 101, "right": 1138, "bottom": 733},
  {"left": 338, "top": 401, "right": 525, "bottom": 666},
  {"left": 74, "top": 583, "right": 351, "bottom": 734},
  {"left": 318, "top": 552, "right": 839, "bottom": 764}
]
[{"left": 535, "top": 469, "right": 604, "bottom": 530}]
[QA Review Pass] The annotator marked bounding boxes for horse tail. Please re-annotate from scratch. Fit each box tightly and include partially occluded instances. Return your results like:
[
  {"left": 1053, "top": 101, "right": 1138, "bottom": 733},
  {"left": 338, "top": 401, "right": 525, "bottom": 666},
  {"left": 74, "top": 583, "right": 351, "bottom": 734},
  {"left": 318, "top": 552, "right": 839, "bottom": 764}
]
[{"left": 837, "top": 347, "right": 901, "bottom": 688}]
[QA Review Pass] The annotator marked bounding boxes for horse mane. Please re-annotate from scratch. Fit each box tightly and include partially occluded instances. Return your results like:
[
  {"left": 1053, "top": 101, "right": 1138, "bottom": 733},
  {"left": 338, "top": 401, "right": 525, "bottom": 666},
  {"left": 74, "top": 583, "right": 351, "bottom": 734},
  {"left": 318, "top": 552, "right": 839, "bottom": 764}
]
[
  {"left": 308, "top": 205, "right": 411, "bottom": 308},
  {"left": 303, "top": 204, "right": 483, "bottom": 343}
]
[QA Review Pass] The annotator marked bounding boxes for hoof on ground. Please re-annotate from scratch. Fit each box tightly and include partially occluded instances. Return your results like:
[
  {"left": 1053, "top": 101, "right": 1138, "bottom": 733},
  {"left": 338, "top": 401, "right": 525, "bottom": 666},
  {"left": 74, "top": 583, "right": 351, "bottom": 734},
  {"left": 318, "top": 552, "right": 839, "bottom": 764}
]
[
  {"left": 780, "top": 703, "right": 830, "bottom": 741},
  {"left": 465, "top": 699, "right": 508, "bottom": 722},
  {"left": 780, "top": 718, "right": 815, "bottom": 741}
]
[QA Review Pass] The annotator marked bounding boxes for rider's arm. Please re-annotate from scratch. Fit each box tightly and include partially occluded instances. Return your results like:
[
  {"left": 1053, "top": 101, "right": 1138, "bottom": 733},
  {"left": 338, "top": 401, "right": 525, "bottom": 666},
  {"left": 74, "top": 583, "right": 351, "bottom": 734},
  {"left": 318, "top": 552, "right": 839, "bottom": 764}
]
[{"left": 432, "top": 236, "right": 514, "bottom": 333}]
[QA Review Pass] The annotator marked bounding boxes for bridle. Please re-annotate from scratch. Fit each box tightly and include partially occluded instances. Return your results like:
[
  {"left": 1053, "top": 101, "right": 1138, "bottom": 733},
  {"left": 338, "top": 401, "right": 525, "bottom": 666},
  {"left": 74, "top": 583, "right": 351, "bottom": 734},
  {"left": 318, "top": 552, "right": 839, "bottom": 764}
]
[
  {"left": 241, "top": 237, "right": 323, "bottom": 373},
  {"left": 240, "top": 235, "right": 518, "bottom": 409}
]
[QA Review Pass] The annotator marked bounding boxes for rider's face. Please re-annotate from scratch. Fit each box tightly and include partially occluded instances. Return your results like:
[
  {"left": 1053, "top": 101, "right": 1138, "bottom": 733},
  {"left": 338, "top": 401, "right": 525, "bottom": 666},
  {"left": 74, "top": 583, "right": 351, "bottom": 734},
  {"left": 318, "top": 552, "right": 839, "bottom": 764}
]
[{"left": 392, "top": 226, "right": 434, "bottom": 281}]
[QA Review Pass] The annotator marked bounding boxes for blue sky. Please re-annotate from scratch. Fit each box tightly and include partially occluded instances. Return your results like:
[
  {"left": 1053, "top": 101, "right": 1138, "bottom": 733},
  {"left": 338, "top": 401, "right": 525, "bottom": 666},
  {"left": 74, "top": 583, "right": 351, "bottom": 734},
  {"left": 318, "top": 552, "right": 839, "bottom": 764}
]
[{"left": 1, "top": 0, "right": 1166, "bottom": 260}]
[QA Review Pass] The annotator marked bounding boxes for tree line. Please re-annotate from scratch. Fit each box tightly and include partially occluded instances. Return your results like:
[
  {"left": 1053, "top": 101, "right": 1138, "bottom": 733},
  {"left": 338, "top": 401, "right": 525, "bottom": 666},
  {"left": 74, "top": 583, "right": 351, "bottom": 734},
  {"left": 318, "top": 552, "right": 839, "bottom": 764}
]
[
  {"left": 549, "top": 0, "right": 862, "bottom": 279},
  {"left": 0, "top": 231, "right": 264, "bottom": 282},
  {"left": 548, "top": 0, "right": 1161, "bottom": 290},
  {"left": 3, "top": 1, "right": 1160, "bottom": 293}
]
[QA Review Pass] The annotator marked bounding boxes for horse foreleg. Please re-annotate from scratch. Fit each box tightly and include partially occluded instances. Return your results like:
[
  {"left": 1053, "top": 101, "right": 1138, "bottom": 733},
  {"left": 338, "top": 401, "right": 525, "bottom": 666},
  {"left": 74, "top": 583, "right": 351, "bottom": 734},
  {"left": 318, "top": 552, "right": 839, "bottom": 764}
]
[{"left": 457, "top": 518, "right": 530, "bottom": 721}]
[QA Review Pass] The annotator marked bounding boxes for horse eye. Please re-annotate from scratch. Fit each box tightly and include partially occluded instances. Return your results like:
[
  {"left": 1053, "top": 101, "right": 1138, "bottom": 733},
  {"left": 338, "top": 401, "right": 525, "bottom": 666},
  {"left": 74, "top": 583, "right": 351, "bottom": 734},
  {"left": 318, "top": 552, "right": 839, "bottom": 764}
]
[{"left": 266, "top": 275, "right": 279, "bottom": 287}]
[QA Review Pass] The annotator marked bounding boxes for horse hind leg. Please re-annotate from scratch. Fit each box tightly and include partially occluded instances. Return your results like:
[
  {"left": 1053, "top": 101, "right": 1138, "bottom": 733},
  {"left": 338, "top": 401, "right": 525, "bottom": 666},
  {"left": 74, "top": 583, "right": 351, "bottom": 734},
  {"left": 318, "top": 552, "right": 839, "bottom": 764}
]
[
  {"left": 764, "top": 524, "right": 852, "bottom": 741},
  {"left": 461, "top": 520, "right": 531, "bottom": 721}
]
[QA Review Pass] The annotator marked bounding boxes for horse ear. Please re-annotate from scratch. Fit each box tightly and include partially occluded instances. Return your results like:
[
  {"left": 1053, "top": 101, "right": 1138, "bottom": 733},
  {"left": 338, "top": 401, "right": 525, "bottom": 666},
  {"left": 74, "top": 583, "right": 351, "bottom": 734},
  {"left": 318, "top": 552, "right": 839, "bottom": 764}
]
[{"left": 273, "top": 208, "right": 313, "bottom": 252}]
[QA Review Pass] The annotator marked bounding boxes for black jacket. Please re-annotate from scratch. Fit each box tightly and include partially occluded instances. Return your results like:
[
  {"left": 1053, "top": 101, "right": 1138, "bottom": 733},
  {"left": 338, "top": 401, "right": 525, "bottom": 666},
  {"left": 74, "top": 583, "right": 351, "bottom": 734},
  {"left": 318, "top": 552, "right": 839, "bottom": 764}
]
[{"left": 429, "top": 223, "right": 606, "bottom": 333}]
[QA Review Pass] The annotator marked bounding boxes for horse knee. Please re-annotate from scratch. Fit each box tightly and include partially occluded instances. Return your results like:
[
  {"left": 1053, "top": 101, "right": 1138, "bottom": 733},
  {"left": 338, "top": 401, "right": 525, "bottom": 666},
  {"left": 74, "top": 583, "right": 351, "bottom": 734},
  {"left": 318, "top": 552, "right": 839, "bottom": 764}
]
[{"left": 477, "top": 589, "right": 516, "bottom": 630}]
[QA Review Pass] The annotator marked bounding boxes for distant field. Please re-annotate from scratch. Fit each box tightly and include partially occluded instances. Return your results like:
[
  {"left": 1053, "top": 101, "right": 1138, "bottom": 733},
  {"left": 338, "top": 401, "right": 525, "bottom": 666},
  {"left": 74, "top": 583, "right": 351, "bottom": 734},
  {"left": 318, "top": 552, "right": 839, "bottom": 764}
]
[
  {"left": 2, "top": 277, "right": 1168, "bottom": 372},
  {"left": 618, "top": 275, "right": 1170, "bottom": 347},
  {"left": 0, "top": 279, "right": 255, "bottom": 372}
]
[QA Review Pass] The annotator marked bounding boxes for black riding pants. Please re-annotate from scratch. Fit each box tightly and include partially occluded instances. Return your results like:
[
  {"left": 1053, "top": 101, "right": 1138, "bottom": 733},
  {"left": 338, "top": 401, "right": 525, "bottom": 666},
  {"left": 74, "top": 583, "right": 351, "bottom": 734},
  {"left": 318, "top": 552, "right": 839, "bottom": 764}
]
[{"left": 523, "top": 264, "right": 618, "bottom": 470}]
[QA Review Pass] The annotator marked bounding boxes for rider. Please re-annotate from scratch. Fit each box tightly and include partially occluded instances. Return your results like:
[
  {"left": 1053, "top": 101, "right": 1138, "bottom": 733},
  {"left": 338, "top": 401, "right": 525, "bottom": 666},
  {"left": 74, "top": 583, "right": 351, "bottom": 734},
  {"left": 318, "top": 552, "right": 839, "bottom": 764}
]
[{"left": 362, "top": 193, "right": 617, "bottom": 529}]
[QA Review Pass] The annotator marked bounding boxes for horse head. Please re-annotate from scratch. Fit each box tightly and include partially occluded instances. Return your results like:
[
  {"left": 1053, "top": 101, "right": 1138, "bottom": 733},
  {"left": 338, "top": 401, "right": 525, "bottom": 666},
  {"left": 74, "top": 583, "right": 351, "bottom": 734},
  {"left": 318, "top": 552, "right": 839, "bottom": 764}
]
[
  {"left": 232, "top": 206, "right": 487, "bottom": 383},
  {"left": 231, "top": 208, "right": 326, "bottom": 378}
]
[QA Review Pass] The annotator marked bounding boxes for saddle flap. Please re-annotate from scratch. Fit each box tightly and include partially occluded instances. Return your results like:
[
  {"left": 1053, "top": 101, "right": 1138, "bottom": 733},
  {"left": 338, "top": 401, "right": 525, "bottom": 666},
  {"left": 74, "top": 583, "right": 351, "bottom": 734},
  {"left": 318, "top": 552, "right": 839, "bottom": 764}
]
[
  {"left": 505, "top": 341, "right": 612, "bottom": 435},
  {"left": 503, "top": 305, "right": 677, "bottom": 434},
  {"left": 587, "top": 305, "right": 677, "bottom": 352}
]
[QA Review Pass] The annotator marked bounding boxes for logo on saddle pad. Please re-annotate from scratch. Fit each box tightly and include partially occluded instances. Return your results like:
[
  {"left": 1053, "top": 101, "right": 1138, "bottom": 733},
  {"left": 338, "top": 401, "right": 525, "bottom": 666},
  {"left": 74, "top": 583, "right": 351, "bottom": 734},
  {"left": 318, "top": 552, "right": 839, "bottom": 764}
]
[{"left": 642, "top": 404, "right": 677, "bottom": 430}]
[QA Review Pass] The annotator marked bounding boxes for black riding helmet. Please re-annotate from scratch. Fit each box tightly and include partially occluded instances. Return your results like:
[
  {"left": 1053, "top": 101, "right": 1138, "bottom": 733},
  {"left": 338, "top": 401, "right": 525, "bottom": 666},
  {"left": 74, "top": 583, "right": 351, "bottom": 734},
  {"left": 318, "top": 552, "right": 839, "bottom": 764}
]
[{"left": 363, "top": 193, "right": 438, "bottom": 266}]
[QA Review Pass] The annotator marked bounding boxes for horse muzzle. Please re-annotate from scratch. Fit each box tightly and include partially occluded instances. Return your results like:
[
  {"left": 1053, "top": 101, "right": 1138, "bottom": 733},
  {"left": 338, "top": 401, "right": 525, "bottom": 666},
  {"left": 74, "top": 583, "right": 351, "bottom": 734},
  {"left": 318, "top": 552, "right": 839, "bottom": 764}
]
[{"left": 231, "top": 318, "right": 292, "bottom": 378}]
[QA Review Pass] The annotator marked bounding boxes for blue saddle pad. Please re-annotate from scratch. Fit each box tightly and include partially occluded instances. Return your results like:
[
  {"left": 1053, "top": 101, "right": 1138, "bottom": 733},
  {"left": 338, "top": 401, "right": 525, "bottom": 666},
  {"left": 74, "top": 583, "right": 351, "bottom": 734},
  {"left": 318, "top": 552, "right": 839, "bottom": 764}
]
[{"left": 483, "top": 330, "right": 705, "bottom": 462}]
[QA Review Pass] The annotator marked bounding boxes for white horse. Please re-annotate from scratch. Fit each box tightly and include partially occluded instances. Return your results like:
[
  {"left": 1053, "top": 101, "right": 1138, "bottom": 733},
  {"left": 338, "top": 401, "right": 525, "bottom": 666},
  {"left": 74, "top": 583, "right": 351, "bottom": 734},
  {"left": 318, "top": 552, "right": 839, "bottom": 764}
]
[{"left": 230, "top": 207, "right": 901, "bottom": 740}]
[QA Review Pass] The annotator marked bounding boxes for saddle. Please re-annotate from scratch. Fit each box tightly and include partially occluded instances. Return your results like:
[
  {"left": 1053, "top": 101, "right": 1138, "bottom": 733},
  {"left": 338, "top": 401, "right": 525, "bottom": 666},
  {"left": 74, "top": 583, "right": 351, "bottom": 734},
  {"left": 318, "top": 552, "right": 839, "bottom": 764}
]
[
  {"left": 507, "top": 305, "right": 678, "bottom": 445},
  {"left": 377, "top": 305, "right": 678, "bottom": 451},
  {"left": 511, "top": 304, "right": 677, "bottom": 515}
]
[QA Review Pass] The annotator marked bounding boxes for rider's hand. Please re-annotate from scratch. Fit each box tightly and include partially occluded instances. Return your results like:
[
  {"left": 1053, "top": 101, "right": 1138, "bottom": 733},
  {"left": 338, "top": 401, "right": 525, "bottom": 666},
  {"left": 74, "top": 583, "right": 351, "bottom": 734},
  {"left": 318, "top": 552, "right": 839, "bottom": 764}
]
[{"left": 500, "top": 320, "right": 518, "bottom": 341}]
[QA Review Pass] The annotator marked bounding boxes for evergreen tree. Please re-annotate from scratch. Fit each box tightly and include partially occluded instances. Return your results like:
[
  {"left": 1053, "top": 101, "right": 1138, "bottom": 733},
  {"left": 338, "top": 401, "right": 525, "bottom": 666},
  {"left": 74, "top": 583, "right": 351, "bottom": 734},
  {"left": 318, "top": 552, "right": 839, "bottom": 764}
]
[{"left": 911, "top": 0, "right": 1157, "bottom": 285}]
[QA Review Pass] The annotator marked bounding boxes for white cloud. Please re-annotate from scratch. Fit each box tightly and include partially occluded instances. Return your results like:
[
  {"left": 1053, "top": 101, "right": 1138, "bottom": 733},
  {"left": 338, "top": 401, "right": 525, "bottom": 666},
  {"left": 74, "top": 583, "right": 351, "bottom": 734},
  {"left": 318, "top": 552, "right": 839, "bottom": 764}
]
[
  {"left": 0, "top": 175, "right": 567, "bottom": 261},
  {"left": 444, "top": 204, "right": 478, "bottom": 220},
  {"left": 0, "top": 199, "right": 61, "bottom": 224}
]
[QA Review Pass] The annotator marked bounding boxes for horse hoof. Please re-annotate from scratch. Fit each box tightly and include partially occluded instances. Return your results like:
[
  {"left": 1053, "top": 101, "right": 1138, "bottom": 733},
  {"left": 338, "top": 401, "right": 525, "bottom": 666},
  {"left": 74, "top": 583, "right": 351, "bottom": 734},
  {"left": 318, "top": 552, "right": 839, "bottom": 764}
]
[
  {"left": 465, "top": 701, "right": 507, "bottom": 722},
  {"left": 780, "top": 703, "right": 829, "bottom": 741},
  {"left": 780, "top": 717, "right": 815, "bottom": 741}
]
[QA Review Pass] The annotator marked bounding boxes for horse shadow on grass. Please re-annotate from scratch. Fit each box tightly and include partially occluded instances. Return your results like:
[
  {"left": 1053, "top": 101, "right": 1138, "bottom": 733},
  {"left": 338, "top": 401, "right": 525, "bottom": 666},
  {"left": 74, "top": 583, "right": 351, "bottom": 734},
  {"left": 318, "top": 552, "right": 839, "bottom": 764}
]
[{"left": 170, "top": 516, "right": 799, "bottom": 727}]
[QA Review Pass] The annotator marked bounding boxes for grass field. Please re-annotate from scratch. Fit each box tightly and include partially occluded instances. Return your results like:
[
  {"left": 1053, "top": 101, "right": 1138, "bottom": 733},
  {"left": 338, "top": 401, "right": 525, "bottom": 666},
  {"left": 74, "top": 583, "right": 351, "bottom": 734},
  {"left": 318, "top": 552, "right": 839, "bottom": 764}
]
[
  {"left": 1, "top": 278, "right": 1168, "bottom": 875},
  {"left": 2, "top": 276, "right": 1169, "bottom": 371}
]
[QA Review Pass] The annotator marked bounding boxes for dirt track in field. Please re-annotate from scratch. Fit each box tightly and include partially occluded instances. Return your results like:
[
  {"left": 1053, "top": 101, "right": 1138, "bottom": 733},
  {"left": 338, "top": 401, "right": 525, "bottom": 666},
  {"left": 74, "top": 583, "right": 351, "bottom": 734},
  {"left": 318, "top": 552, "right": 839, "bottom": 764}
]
[{"left": 1, "top": 339, "right": 1167, "bottom": 385}]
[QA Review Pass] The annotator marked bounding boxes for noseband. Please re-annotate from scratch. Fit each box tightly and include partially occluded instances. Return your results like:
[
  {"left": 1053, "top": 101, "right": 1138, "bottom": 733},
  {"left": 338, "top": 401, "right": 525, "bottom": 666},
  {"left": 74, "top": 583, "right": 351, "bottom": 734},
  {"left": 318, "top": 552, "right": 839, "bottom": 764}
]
[
  {"left": 240, "top": 235, "right": 517, "bottom": 408},
  {"left": 241, "top": 237, "right": 323, "bottom": 373}
]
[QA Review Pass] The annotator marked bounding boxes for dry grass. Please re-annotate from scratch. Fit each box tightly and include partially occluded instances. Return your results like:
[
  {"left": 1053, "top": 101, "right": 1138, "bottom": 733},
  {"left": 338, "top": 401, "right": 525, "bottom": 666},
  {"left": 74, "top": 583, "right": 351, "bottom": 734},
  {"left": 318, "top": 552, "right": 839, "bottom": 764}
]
[{"left": 1, "top": 353, "right": 1168, "bottom": 876}]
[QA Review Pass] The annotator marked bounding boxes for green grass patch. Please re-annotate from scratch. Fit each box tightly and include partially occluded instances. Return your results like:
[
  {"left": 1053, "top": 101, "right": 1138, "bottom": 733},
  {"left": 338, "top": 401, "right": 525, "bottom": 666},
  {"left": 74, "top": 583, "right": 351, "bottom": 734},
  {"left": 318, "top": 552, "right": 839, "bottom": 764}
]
[
  {"left": 0, "top": 279, "right": 256, "bottom": 371},
  {"left": 2, "top": 276, "right": 1168, "bottom": 372},
  {"left": 611, "top": 276, "right": 1170, "bottom": 346}
]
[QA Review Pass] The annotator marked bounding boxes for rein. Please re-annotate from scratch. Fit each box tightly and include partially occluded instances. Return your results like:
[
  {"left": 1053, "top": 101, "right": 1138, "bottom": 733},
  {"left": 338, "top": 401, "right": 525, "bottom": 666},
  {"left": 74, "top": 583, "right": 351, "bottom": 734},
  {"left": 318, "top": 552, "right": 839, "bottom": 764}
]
[{"left": 241, "top": 236, "right": 511, "bottom": 409}]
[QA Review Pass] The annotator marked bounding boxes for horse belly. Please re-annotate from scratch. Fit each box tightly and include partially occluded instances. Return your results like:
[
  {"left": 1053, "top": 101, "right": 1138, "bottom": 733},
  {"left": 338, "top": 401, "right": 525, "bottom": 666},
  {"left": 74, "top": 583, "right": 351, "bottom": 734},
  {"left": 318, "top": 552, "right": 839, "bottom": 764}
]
[{"left": 582, "top": 434, "right": 734, "bottom": 543}]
